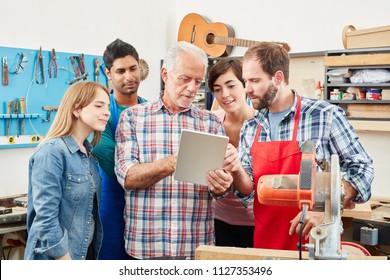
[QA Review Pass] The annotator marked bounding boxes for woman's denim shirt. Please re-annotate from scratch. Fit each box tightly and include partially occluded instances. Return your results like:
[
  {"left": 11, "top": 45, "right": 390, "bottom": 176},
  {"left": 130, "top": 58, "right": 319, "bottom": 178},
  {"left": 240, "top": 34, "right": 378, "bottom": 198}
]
[{"left": 24, "top": 136, "right": 103, "bottom": 260}]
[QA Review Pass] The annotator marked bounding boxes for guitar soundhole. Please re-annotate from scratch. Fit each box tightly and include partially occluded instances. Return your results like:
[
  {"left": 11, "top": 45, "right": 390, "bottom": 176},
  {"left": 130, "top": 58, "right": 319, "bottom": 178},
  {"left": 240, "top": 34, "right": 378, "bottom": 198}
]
[{"left": 206, "top": 33, "right": 215, "bottom": 45}]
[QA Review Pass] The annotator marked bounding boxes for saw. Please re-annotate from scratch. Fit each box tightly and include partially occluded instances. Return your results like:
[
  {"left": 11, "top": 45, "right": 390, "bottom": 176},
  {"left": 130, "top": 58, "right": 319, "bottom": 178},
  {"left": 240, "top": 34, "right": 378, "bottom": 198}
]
[{"left": 257, "top": 140, "right": 347, "bottom": 260}]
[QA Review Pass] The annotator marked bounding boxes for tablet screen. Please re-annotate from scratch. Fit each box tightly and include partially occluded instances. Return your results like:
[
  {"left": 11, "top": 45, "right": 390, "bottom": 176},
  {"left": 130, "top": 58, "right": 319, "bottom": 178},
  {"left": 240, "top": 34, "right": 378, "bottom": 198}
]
[{"left": 174, "top": 129, "right": 229, "bottom": 185}]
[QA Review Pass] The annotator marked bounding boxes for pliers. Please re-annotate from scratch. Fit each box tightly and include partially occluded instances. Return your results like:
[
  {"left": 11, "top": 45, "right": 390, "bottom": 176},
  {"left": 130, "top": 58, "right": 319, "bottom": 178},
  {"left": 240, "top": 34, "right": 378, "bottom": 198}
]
[
  {"left": 35, "top": 46, "right": 45, "bottom": 84},
  {"left": 49, "top": 48, "right": 58, "bottom": 78},
  {"left": 76, "top": 53, "right": 87, "bottom": 79}
]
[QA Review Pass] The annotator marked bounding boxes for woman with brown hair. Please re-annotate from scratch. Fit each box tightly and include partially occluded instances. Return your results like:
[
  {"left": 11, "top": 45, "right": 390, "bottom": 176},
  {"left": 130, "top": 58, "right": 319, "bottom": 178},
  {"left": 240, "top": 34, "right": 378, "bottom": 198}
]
[{"left": 208, "top": 58, "right": 256, "bottom": 247}]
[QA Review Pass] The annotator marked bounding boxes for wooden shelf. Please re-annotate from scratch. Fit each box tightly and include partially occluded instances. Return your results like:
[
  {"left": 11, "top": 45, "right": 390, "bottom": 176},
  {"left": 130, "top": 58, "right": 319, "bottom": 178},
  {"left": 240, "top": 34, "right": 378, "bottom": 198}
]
[
  {"left": 329, "top": 100, "right": 390, "bottom": 104},
  {"left": 324, "top": 47, "right": 390, "bottom": 129},
  {"left": 324, "top": 53, "right": 390, "bottom": 66}
]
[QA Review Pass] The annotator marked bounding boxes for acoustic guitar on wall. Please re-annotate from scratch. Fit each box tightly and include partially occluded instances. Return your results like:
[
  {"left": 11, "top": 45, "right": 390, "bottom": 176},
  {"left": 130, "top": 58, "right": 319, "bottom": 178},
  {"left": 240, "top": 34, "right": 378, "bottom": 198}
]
[{"left": 178, "top": 13, "right": 290, "bottom": 57}]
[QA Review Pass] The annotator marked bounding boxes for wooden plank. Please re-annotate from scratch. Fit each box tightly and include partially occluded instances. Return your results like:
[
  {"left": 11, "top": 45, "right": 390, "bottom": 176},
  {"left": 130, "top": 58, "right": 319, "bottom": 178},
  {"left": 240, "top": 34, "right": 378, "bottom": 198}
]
[
  {"left": 349, "top": 120, "right": 390, "bottom": 132},
  {"left": 196, "top": 245, "right": 304, "bottom": 260},
  {"left": 347, "top": 104, "right": 390, "bottom": 119},
  {"left": 323, "top": 53, "right": 390, "bottom": 66},
  {"left": 195, "top": 245, "right": 386, "bottom": 260},
  {"left": 343, "top": 202, "right": 372, "bottom": 219}
]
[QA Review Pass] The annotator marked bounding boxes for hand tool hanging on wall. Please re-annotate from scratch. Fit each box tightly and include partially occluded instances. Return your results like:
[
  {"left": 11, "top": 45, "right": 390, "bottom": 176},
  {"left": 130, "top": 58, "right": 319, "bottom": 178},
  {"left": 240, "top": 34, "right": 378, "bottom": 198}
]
[
  {"left": 100, "top": 63, "right": 109, "bottom": 87},
  {"left": 35, "top": 47, "right": 45, "bottom": 84},
  {"left": 5, "top": 100, "right": 12, "bottom": 136},
  {"left": 68, "top": 55, "right": 89, "bottom": 84},
  {"left": 13, "top": 52, "right": 28, "bottom": 74},
  {"left": 69, "top": 56, "right": 81, "bottom": 84},
  {"left": 2, "top": 57, "right": 9, "bottom": 86},
  {"left": 77, "top": 54, "right": 87, "bottom": 79},
  {"left": 94, "top": 58, "right": 100, "bottom": 82},
  {"left": 49, "top": 48, "right": 58, "bottom": 78},
  {"left": 13, "top": 99, "right": 20, "bottom": 137},
  {"left": 20, "top": 97, "right": 25, "bottom": 135},
  {"left": 42, "top": 106, "right": 58, "bottom": 122}
]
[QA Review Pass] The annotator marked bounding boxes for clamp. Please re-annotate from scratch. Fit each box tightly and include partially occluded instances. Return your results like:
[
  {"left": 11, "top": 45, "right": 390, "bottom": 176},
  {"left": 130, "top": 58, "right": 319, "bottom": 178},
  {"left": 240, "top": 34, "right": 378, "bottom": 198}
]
[
  {"left": 42, "top": 106, "right": 58, "bottom": 122},
  {"left": 13, "top": 52, "right": 28, "bottom": 75},
  {"left": 49, "top": 48, "right": 58, "bottom": 78}
]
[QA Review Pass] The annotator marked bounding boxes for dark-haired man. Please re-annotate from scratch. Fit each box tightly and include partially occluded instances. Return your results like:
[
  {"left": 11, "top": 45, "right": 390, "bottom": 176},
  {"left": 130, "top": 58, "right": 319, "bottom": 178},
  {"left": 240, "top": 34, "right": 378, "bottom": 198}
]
[{"left": 94, "top": 39, "right": 147, "bottom": 260}]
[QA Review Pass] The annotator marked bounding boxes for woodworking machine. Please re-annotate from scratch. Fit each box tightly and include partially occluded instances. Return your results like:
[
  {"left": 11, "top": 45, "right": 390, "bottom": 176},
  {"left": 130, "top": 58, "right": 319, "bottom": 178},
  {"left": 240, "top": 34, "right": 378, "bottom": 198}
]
[{"left": 257, "top": 140, "right": 348, "bottom": 260}]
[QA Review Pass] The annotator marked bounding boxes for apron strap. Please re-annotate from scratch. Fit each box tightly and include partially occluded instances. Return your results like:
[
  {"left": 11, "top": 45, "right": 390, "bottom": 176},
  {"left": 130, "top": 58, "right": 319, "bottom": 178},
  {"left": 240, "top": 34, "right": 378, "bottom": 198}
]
[
  {"left": 292, "top": 95, "right": 301, "bottom": 140},
  {"left": 253, "top": 95, "right": 302, "bottom": 142},
  {"left": 110, "top": 92, "right": 119, "bottom": 136}
]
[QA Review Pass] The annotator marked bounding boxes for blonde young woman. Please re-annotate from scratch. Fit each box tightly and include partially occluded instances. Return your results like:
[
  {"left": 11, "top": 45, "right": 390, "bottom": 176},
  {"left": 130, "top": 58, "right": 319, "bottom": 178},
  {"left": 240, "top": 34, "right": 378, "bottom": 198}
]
[
  {"left": 24, "top": 81, "right": 110, "bottom": 260},
  {"left": 208, "top": 58, "right": 256, "bottom": 247}
]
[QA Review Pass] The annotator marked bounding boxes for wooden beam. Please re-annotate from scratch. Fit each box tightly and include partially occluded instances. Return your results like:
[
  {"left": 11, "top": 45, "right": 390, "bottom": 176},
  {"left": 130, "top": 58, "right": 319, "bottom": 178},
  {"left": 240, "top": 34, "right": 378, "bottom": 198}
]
[
  {"left": 343, "top": 202, "right": 372, "bottom": 219},
  {"left": 324, "top": 53, "right": 390, "bottom": 66},
  {"left": 195, "top": 245, "right": 307, "bottom": 260},
  {"left": 195, "top": 245, "right": 386, "bottom": 260},
  {"left": 349, "top": 120, "right": 390, "bottom": 132},
  {"left": 347, "top": 104, "right": 390, "bottom": 119}
]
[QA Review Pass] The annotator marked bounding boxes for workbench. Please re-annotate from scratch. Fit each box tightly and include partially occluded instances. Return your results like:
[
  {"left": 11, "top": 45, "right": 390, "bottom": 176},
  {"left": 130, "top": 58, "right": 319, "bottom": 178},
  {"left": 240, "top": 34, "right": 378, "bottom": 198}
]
[
  {"left": 343, "top": 197, "right": 390, "bottom": 251},
  {"left": 0, "top": 195, "right": 27, "bottom": 259},
  {"left": 196, "top": 197, "right": 390, "bottom": 260}
]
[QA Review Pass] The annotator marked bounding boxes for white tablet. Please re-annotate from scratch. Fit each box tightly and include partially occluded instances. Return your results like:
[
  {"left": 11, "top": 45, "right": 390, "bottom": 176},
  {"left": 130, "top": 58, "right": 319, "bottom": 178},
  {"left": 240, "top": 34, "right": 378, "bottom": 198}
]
[{"left": 174, "top": 129, "right": 229, "bottom": 185}]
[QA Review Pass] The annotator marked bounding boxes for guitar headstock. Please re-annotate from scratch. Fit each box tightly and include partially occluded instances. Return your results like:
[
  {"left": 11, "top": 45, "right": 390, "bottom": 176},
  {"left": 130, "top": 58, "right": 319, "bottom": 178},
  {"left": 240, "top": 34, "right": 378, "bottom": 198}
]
[{"left": 274, "top": 41, "right": 291, "bottom": 53}]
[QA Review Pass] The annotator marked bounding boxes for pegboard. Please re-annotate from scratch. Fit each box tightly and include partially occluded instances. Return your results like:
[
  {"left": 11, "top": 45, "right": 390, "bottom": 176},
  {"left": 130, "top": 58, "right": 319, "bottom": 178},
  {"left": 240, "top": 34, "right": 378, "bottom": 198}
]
[{"left": 0, "top": 46, "right": 106, "bottom": 149}]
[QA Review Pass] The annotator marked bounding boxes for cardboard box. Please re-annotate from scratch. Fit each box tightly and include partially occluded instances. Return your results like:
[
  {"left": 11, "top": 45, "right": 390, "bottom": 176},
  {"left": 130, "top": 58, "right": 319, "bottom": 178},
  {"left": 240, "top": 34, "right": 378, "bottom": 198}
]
[{"left": 343, "top": 25, "right": 390, "bottom": 49}]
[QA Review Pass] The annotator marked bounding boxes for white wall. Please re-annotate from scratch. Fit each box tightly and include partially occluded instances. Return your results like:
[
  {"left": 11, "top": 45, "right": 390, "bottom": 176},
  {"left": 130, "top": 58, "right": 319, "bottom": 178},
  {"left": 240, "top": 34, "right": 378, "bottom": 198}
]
[
  {"left": 176, "top": 0, "right": 390, "bottom": 55},
  {"left": 0, "top": 0, "right": 389, "bottom": 198},
  {"left": 0, "top": 0, "right": 176, "bottom": 196},
  {"left": 357, "top": 132, "right": 390, "bottom": 198}
]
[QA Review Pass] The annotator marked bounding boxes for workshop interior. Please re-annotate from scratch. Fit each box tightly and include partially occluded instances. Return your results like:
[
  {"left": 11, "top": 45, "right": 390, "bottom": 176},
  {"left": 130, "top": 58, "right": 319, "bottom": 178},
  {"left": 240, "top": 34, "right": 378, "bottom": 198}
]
[{"left": 1, "top": 0, "right": 390, "bottom": 261}]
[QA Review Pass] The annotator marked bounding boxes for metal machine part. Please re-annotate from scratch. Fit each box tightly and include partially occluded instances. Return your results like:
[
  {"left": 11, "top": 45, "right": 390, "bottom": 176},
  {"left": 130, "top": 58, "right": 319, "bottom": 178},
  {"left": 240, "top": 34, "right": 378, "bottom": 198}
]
[
  {"left": 257, "top": 141, "right": 347, "bottom": 260},
  {"left": 305, "top": 154, "right": 347, "bottom": 260},
  {"left": 139, "top": 58, "right": 149, "bottom": 81}
]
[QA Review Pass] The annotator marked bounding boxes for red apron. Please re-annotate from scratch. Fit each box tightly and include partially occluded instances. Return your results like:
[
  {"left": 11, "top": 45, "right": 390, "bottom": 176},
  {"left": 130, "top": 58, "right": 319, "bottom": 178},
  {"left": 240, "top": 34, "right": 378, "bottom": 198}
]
[{"left": 251, "top": 96, "right": 302, "bottom": 250}]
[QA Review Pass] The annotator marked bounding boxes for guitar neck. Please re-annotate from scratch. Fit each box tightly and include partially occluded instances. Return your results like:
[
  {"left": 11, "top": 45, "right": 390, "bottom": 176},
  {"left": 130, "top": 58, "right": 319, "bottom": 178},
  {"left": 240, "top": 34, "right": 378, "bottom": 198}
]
[
  {"left": 214, "top": 36, "right": 259, "bottom": 48},
  {"left": 214, "top": 36, "right": 290, "bottom": 52}
]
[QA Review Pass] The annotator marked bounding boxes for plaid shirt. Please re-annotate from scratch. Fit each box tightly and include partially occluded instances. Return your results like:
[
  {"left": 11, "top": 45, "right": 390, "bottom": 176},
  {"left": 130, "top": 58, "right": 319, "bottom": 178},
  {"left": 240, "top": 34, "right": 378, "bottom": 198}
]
[
  {"left": 237, "top": 91, "right": 373, "bottom": 203},
  {"left": 115, "top": 94, "right": 224, "bottom": 259}
]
